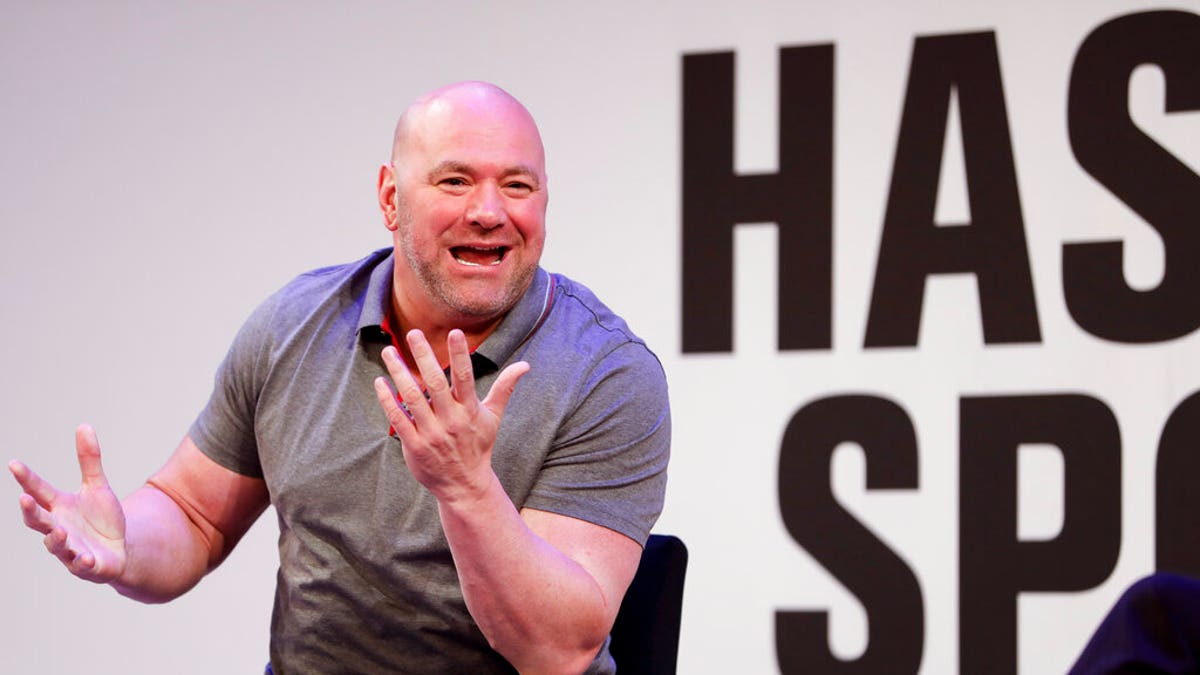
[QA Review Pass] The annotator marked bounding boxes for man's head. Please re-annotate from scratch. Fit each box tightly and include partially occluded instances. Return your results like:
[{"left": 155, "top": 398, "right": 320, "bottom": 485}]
[{"left": 378, "top": 81, "right": 548, "bottom": 331}]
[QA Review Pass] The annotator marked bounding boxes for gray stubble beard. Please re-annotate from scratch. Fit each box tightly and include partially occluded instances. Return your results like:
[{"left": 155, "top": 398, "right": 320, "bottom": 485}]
[{"left": 395, "top": 207, "right": 536, "bottom": 323}]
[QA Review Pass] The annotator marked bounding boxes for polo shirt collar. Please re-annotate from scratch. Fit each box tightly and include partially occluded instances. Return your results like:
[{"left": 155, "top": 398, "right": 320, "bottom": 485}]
[
  {"left": 472, "top": 266, "right": 553, "bottom": 371},
  {"left": 356, "top": 248, "right": 553, "bottom": 375},
  {"left": 356, "top": 248, "right": 395, "bottom": 336}
]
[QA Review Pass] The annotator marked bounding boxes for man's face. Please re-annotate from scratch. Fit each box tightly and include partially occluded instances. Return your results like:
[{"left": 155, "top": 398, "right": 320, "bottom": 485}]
[{"left": 384, "top": 93, "right": 548, "bottom": 326}]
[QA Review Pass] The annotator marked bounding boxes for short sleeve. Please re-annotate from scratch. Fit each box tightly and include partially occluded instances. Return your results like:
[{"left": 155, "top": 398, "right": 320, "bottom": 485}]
[
  {"left": 188, "top": 294, "right": 278, "bottom": 478},
  {"left": 522, "top": 341, "right": 671, "bottom": 545}
]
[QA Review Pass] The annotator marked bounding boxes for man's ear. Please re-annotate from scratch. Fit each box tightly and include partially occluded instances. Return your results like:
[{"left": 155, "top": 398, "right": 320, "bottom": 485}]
[{"left": 378, "top": 164, "right": 398, "bottom": 231}]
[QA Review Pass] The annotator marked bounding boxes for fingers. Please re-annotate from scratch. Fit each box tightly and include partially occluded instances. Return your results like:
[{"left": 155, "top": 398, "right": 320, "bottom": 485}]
[
  {"left": 9, "top": 459, "right": 59, "bottom": 510},
  {"left": 482, "top": 361, "right": 531, "bottom": 418},
  {"left": 445, "top": 329, "right": 478, "bottom": 408},
  {"left": 43, "top": 527, "right": 98, "bottom": 577},
  {"left": 373, "top": 373, "right": 412, "bottom": 431},
  {"left": 10, "top": 426, "right": 121, "bottom": 582},
  {"left": 75, "top": 424, "right": 110, "bottom": 489},
  {"left": 10, "top": 457, "right": 81, "bottom": 565},
  {"left": 405, "top": 330, "right": 451, "bottom": 403},
  {"left": 19, "top": 493, "right": 54, "bottom": 534},
  {"left": 376, "top": 330, "right": 521, "bottom": 430},
  {"left": 376, "top": 346, "right": 429, "bottom": 430},
  {"left": 12, "top": 462, "right": 79, "bottom": 558},
  {"left": 45, "top": 527, "right": 75, "bottom": 565},
  {"left": 404, "top": 328, "right": 479, "bottom": 408}
]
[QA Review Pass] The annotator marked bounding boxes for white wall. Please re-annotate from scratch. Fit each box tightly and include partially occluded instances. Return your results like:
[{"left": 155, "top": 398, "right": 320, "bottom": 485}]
[{"left": 2, "top": 1, "right": 1197, "bottom": 672}]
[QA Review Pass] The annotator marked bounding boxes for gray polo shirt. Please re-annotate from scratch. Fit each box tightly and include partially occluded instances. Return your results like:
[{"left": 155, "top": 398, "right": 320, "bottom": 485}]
[{"left": 190, "top": 248, "right": 670, "bottom": 674}]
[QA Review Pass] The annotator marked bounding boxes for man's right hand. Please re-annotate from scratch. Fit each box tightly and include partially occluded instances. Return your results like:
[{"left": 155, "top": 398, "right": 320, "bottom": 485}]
[{"left": 9, "top": 424, "right": 128, "bottom": 584}]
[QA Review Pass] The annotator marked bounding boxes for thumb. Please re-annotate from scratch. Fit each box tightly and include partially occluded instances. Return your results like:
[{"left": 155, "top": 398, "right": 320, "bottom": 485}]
[
  {"left": 481, "top": 361, "right": 531, "bottom": 418},
  {"left": 75, "top": 424, "right": 109, "bottom": 489}
]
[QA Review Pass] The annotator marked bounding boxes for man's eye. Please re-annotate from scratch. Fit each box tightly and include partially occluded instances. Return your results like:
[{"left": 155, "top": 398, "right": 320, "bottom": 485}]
[
  {"left": 441, "top": 177, "right": 468, "bottom": 187},
  {"left": 505, "top": 182, "right": 532, "bottom": 192}
]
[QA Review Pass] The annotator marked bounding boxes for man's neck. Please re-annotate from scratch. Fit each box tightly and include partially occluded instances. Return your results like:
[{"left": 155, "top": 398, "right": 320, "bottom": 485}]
[{"left": 387, "top": 297, "right": 503, "bottom": 374}]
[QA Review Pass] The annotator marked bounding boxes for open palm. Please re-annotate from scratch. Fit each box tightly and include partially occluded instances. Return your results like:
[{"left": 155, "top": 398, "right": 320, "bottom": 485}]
[{"left": 10, "top": 425, "right": 127, "bottom": 583}]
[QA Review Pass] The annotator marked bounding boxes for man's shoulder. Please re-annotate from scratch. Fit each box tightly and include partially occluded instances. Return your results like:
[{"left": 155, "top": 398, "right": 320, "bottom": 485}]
[
  {"left": 246, "top": 248, "right": 392, "bottom": 334},
  {"left": 532, "top": 273, "right": 666, "bottom": 383},
  {"left": 549, "top": 273, "right": 646, "bottom": 348},
  {"left": 263, "top": 248, "right": 389, "bottom": 307},
  {"left": 282, "top": 248, "right": 391, "bottom": 294}
]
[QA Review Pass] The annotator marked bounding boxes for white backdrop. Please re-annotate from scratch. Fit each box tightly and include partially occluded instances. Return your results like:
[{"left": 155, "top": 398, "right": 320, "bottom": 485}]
[{"left": 3, "top": 1, "right": 1198, "bottom": 673}]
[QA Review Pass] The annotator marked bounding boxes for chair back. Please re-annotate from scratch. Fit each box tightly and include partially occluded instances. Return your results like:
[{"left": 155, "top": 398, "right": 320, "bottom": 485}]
[{"left": 609, "top": 534, "right": 689, "bottom": 674}]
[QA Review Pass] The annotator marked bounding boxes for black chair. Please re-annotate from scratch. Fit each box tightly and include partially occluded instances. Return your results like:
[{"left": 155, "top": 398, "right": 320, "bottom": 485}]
[{"left": 609, "top": 534, "right": 689, "bottom": 675}]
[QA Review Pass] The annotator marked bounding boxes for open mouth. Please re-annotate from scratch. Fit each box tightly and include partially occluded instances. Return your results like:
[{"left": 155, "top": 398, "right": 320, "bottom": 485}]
[{"left": 451, "top": 245, "right": 508, "bottom": 267}]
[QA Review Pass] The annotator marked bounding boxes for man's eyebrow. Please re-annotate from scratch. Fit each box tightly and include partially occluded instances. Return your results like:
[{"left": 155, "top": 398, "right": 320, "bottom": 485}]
[
  {"left": 428, "top": 160, "right": 472, "bottom": 177},
  {"left": 427, "top": 160, "right": 541, "bottom": 187},
  {"left": 502, "top": 165, "right": 542, "bottom": 188}
]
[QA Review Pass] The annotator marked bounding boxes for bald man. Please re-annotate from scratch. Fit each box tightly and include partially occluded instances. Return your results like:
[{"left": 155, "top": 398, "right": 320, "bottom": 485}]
[{"left": 11, "top": 82, "right": 670, "bottom": 674}]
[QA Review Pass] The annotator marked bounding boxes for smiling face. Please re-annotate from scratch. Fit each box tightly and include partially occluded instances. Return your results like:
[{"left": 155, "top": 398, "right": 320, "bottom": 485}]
[{"left": 379, "top": 83, "right": 548, "bottom": 331}]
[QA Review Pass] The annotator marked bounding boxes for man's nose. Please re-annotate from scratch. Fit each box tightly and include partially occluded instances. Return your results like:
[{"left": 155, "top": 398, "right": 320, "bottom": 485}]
[{"left": 467, "top": 183, "right": 505, "bottom": 230}]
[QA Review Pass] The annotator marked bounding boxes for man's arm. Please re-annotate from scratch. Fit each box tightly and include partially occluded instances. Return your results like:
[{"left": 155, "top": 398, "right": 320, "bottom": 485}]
[
  {"left": 442, "top": 488, "right": 642, "bottom": 674},
  {"left": 11, "top": 427, "right": 269, "bottom": 603},
  {"left": 375, "top": 329, "right": 645, "bottom": 674},
  {"left": 123, "top": 434, "right": 270, "bottom": 601}
]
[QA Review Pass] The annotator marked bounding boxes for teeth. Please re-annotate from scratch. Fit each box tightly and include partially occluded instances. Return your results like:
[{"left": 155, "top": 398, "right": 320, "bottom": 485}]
[{"left": 453, "top": 247, "right": 505, "bottom": 266}]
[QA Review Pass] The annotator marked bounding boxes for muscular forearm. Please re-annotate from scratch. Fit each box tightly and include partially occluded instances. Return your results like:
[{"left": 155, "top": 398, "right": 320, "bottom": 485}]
[
  {"left": 109, "top": 485, "right": 214, "bottom": 603},
  {"left": 376, "top": 333, "right": 639, "bottom": 672},
  {"left": 438, "top": 474, "right": 613, "bottom": 675}
]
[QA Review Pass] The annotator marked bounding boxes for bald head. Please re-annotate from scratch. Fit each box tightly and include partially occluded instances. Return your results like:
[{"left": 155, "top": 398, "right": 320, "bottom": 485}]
[
  {"left": 377, "top": 81, "right": 549, "bottom": 328},
  {"left": 390, "top": 81, "right": 545, "bottom": 171}
]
